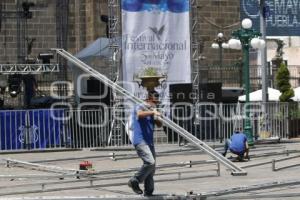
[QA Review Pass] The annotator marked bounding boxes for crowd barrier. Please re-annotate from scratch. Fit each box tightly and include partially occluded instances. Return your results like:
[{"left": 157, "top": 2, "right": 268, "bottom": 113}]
[{"left": 0, "top": 102, "right": 298, "bottom": 151}]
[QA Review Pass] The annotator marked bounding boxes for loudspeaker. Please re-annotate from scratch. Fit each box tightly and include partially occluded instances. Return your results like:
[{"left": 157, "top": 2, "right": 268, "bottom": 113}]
[
  {"left": 222, "top": 87, "right": 244, "bottom": 103},
  {"left": 81, "top": 79, "right": 111, "bottom": 106},
  {"left": 199, "top": 83, "right": 222, "bottom": 103},
  {"left": 87, "top": 79, "right": 100, "bottom": 94},
  {"left": 168, "top": 83, "right": 193, "bottom": 143},
  {"left": 169, "top": 83, "right": 193, "bottom": 104}
]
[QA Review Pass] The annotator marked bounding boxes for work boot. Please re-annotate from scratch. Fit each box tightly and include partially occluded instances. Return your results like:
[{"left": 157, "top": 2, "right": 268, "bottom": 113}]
[
  {"left": 244, "top": 155, "right": 250, "bottom": 160},
  {"left": 128, "top": 179, "right": 143, "bottom": 195},
  {"left": 144, "top": 192, "right": 153, "bottom": 197},
  {"left": 237, "top": 155, "right": 244, "bottom": 162}
]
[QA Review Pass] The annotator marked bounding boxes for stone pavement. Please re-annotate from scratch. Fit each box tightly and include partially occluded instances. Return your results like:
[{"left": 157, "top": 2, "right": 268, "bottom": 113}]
[{"left": 0, "top": 141, "right": 300, "bottom": 199}]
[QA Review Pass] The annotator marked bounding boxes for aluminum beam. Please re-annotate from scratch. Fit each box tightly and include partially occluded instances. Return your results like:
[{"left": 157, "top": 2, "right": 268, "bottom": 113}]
[
  {"left": 0, "top": 160, "right": 218, "bottom": 181},
  {"left": 5, "top": 158, "right": 79, "bottom": 174},
  {"left": 0, "top": 174, "right": 212, "bottom": 197},
  {"left": 272, "top": 154, "right": 300, "bottom": 171}
]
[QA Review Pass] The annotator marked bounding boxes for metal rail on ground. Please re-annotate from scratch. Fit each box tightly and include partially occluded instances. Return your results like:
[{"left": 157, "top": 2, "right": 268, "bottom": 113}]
[
  {"left": 1, "top": 178, "right": 300, "bottom": 198},
  {"left": 1, "top": 159, "right": 219, "bottom": 180},
  {"left": 4, "top": 158, "right": 79, "bottom": 174},
  {"left": 51, "top": 48, "right": 247, "bottom": 176},
  {"left": 272, "top": 154, "right": 300, "bottom": 171},
  {"left": 0, "top": 174, "right": 216, "bottom": 197},
  {"left": 0, "top": 160, "right": 218, "bottom": 196},
  {"left": 199, "top": 179, "right": 300, "bottom": 198}
]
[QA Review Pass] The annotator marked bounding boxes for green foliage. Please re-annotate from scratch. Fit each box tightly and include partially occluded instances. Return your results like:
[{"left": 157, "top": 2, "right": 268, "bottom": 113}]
[
  {"left": 143, "top": 67, "right": 158, "bottom": 76},
  {"left": 289, "top": 108, "right": 300, "bottom": 118},
  {"left": 276, "top": 62, "right": 294, "bottom": 102},
  {"left": 288, "top": 103, "right": 300, "bottom": 119}
]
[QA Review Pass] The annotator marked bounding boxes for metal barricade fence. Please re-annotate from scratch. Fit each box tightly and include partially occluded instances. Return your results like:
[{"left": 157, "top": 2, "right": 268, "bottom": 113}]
[
  {"left": 65, "top": 108, "right": 121, "bottom": 148},
  {"left": 0, "top": 103, "right": 297, "bottom": 151},
  {"left": 289, "top": 103, "right": 300, "bottom": 138},
  {"left": 0, "top": 109, "right": 67, "bottom": 151},
  {"left": 65, "top": 103, "right": 291, "bottom": 148}
]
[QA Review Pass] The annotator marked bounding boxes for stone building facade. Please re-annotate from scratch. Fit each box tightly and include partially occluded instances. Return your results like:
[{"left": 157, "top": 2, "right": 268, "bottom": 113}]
[
  {"left": 0, "top": 0, "right": 108, "bottom": 63},
  {"left": 0, "top": 0, "right": 109, "bottom": 108},
  {"left": 0, "top": 0, "right": 244, "bottom": 108},
  {"left": 0, "top": 0, "right": 241, "bottom": 68},
  {"left": 197, "top": 0, "right": 242, "bottom": 66}
]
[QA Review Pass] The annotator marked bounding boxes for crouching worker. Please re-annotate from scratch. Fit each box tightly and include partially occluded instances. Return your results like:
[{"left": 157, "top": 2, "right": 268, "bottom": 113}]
[
  {"left": 128, "top": 91, "right": 162, "bottom": 196},
  {"left": 223, "top": 129, "right": 250, "bottom": 161}
]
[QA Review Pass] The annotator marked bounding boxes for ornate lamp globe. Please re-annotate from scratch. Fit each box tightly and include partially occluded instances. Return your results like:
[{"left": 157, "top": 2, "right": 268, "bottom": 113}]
[
  {"left": 250, "top": 38, "right": 261, "bottom": 49},
  {"left": 242, "top": 18, "right": 252, "bottom": 29},
  {"left": 217, "top": 32, "right": 224, "bottom": 38},
  {"left": 222, "top": 43, "right": 229, "bottom": 49},
  {"left": 211, "top": 43, "right": 219, "bottom": 49}
]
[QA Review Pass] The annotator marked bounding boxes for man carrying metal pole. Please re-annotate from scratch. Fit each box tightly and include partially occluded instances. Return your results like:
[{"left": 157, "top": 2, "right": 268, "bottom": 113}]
[
  {"left": 128, "top": 90, "right": 162, "bottom": 196},
  {"left": 53, "top": 48, "right": 248, "bottom": 176}
]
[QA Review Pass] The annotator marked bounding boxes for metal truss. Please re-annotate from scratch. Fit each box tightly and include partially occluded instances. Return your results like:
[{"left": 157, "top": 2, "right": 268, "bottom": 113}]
[
  {"left": 0, "top": 63, "right": 59, "bottom": 74},
  {"left": 190, "top": 0, "right": 200, "bottom": 104},
  {"left": 108, "top": 0, "right": 123, "bottom": 146},
  {"left": 108, "top": 0, "right": 121, "bottom": 81}
]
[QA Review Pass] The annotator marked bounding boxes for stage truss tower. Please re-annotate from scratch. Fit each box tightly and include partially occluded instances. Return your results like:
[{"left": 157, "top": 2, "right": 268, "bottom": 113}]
[
  {"left": 108, "top": 0, "right": 122, "bottom": 146},
  {"left": 56, "top": 0, "right": 69, "bottom": 98},
  {"left": 190, "top": 0, "right": 200, "bottom": 104}
]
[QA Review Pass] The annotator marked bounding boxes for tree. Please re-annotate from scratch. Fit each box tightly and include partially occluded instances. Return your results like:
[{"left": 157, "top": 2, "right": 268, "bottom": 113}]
[{"left": 276, "top": 62, "right": 294, "bottom": 102}]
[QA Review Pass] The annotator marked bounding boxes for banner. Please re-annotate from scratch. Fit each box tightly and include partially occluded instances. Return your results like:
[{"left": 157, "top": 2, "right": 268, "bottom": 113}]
[
  {"left": 122, "top": 0, "right": 191, "bottom": 102},
  {"left": 0, "top": 109, "right": 64, "bottom": 150},
  {"left": 241, "top": 0, "right": 300, "bottom": 36}
]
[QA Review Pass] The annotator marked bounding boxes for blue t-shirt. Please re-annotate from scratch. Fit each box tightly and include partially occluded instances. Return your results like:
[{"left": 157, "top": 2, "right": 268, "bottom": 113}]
[
  {"left": 131, "top": 105, "right": 155, "bottom": 146},
  {"left": 229, "top": 132, "right": 247, "bottom": 153}
]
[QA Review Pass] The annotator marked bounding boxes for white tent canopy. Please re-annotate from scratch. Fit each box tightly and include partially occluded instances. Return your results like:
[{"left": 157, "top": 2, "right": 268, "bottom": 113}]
[
  {"left": 75, "top": 37, "right": 110, "bottom": 60},
  {"left": 291, "top": 87, "right": 300, "bottom": 101},
  {"left": 238, "top": 88, "right": 281, "bottom": 102},
  {"left": 72, "top": 37, "right": 121, "bottom": 61}
]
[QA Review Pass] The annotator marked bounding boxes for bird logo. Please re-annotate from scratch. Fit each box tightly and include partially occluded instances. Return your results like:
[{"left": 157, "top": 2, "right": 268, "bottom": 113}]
[{"left": 149, "top": 25, "right": 165, "bottom": 40}]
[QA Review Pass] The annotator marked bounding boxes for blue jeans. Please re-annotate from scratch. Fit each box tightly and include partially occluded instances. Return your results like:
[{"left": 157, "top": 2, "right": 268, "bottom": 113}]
[
  {"left": 131, "top": 143, "right": 156, "bottom": 194},
  {"left": 223, "top": 139, "right": 244, "bottom": 157}
]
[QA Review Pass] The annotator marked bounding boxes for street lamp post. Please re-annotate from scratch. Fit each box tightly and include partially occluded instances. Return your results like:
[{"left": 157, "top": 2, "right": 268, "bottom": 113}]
[
  {"left": 211, "top": 33, "right": 228, "bottom": 82},
  {"left": 228, "top": 18, "right": 265, "bottom": 146}
]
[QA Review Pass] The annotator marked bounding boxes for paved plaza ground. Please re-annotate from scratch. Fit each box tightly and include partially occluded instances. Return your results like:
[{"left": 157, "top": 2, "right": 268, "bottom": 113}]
[{"left": 0, "top": 140, "right": 300, "bottom": 199}]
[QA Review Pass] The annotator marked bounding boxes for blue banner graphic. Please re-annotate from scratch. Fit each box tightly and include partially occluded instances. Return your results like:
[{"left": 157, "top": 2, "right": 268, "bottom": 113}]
[
  {"left": 122, "top": 0, "right": 189, "bottom": 13},
  {"left": 0, "top": 109, "right": 65, "bottom": 150},
  {"left": 241, "top": 0, "right": 300, "bottom": 36}
]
